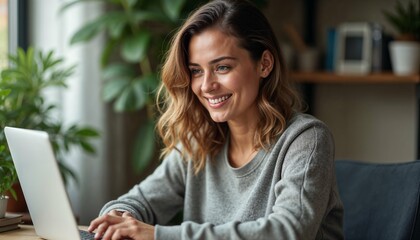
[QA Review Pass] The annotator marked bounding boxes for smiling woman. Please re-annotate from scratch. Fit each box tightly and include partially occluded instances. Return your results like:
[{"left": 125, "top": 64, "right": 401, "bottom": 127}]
[{"left": 88, "top": 1, "right": 344, "bottom": 239}]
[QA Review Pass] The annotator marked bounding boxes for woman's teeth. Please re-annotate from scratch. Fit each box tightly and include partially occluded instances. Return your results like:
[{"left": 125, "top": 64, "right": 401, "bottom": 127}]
[{"left": 209, "top": 95, "right": 230, "bottom": 104}]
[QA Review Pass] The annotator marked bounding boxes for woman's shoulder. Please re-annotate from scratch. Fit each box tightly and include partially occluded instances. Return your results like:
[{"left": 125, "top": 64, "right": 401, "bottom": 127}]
[
  {"left": 288, "top": 112, "right": 327, "bottom": 128},
  {"left": 284, "top": 112, "right": 330, "bottom": 132},
  {"left": 276, "top": 112, "right": 333, "bottom": 146}
]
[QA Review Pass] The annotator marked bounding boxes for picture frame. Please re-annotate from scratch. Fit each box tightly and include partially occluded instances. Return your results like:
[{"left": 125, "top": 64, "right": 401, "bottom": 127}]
[{"left": 335, "top": 22, "right": 372, "bottom": 75}]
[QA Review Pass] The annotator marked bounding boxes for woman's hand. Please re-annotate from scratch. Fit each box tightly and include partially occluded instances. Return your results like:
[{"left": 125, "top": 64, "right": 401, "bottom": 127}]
[{"left": 88, "top": 210, "right": 155, "bottom": 240}]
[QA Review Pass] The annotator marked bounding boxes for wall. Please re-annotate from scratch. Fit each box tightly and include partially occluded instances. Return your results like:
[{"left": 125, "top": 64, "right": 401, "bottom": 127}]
[{"left": 264, "top": 0, "right": 417, "bottom": 163}]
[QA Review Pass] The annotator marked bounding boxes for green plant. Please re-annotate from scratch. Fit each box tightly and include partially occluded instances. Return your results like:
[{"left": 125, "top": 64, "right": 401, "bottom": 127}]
[
  {"left": 62, "top": 0, "right": 268, "bottom": 173},
  {"left": 0, "top": 145, "right": 17, "bottom": 199},
  {"left": 383, "top": 0, "right": 420, "bottom": 41},
  {"left": 0, "top": 89, "right": 17, "bottom": 199},
  {"left": 0, "top": 47, "right": 100, "bottom": 185}
]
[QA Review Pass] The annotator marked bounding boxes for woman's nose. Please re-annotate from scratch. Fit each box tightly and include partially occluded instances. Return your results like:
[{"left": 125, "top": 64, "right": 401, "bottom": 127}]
[{"left": 201, "top": 72, "right": 217, "bottom": 93}]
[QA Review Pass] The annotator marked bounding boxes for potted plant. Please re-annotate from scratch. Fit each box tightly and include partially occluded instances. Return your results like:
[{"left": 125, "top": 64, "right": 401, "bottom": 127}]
[
  {"left": 0, "top": 145, "right": 17, "bottom": 218},
  {"left": 0, "top": 89, "right": 17, "bottom": 218},
  {"left": 0, "top": 47, "right": 99, "bottom": 212},
  {"left": 383, "top": 0, "right": 420, "bottom": 75}
]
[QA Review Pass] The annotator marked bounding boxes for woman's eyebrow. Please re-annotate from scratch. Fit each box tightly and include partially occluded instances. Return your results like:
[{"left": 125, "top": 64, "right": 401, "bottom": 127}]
[{"left": 189, "top": 56, "right": 237, "bottom": 66}]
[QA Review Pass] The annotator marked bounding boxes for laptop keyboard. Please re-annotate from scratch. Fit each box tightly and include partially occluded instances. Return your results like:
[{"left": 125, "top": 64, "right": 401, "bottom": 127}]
[{"left": 79, "top": 229, "right": 100, "bottom": 240}]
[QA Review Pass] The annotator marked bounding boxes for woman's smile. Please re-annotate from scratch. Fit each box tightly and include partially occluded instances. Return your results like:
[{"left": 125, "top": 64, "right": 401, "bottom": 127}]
[{"left": 207, "top": 94, "right": 232, "bottom": 107}]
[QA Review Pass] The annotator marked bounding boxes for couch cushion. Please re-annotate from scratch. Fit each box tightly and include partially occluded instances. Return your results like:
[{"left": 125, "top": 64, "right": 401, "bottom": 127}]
[{"left": 335, "top": 160, "right": 420, "bottom": 240}]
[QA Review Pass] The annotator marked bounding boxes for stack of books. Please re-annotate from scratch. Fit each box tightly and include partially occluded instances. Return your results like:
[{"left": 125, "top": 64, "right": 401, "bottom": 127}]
[{"left": 0, "top": 213, "right": 22, "bottom": 233}]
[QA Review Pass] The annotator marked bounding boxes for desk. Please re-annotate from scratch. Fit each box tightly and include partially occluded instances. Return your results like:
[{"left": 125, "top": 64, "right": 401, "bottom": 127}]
[{"left": 0, "top": 225, "right": 89, "bottom": 239}]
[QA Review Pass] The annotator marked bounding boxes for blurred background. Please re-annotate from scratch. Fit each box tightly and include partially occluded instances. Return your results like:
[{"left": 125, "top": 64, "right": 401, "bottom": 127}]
[{"left": 0, "top": 0, "right": 418, "bottom": 225}]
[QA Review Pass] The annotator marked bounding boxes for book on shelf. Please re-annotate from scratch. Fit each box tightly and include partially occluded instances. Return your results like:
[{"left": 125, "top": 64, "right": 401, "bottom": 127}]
[
  {"left": 0, "top": 213, "right": 22, "bottom": 233},
  {"left": 0, "top": 213, "right": 22, "bottom": 226},
  {"left": 0, "top": 223, "right": 19, "bottom": 233}
]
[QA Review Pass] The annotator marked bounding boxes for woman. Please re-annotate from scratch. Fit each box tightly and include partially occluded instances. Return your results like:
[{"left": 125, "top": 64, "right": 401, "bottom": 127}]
[{"left": 88, "top": 0, "right": 344, "bottom": 239}]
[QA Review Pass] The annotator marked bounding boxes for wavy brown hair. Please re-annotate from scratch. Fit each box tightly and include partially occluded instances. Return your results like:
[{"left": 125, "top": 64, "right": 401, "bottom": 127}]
[{"left": 157, "top": 0, "right": 302, "bottom": 173}]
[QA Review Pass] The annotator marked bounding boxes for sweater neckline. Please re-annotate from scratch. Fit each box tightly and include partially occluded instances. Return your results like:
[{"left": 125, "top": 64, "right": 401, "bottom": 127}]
[{"left": 222, "top": 138, "right": 267, "bottom": 178}]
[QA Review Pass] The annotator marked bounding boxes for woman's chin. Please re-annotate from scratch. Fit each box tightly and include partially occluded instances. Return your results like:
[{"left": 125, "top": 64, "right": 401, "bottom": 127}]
[{"left": 209, "top": 114, "right": 228, "bottom": 123}]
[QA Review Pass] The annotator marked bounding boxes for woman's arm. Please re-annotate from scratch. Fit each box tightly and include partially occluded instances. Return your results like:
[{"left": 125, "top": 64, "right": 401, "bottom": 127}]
[{"left": 99, "top": 149, "right": 187, "bottom": 224}]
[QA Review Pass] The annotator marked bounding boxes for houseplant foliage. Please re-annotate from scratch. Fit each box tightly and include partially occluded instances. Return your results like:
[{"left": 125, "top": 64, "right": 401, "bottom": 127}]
[
  {"left": 0, "top": 144, "right": 17, "bottom": 216},
  {"left": 62, "top": 0, "right": 268, "bottom": 173},
  {"left": 0, "top": 47, "right": 99, "bottom": 185},
  {"left": 0, "top": 89, "right": 17, "bottom": 200},
  {"left": 383, "top": 0, "right": 420, "bottom": 41},
  {"left": 0, "top": 90, "right": 17, "bottom": 217},
  {"left": 383, "top": 0, "right": 420, "bottom": 75}
]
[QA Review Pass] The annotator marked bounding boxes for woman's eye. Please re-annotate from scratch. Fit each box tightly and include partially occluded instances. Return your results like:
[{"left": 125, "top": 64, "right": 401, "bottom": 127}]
[
  {"left": 216, "top": 65, "right": 230, "bottom": 72},
  {"left": 190, "top": 68, "right": 203, "bottom": 76}
]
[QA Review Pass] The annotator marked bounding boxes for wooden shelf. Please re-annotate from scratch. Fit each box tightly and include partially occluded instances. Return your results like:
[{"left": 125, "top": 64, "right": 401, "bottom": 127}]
[{"left": 291, "top": 71, "right": 420, "bottom": 84}]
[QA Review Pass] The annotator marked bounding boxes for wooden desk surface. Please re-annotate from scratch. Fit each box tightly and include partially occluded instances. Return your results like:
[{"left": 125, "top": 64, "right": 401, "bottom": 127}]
[{"left": 0, "top": 225, "right": 89, "bottom": 239}]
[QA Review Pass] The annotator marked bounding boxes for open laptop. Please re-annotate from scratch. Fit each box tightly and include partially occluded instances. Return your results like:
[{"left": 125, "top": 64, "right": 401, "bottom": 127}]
[{"left": 4, "top": 126, "right": 97, "bottom": 240}]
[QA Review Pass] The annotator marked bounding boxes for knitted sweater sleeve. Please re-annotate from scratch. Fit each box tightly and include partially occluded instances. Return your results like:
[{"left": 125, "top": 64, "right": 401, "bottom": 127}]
[{"left": 99, "top": 149, "right": 187, "bottom": 225}]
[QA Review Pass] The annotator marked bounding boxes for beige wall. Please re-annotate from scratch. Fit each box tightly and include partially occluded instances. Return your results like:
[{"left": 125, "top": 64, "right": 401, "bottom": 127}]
[{"left": 264, "top": 0, "right": 417, "bottom": 163}]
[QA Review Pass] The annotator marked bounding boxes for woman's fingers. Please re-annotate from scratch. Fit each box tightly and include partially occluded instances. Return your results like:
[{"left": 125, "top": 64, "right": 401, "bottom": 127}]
[
  {"left": 108, "top": 210, "right": 123, "bottom": 216},
  {"left": 88, "top": 214, "right": 124, "bottom": 236},
  {"left": 122, "top": 211, "right": 134, "bottom": 218},
  {"left": 88, "top": 212, "right": 154, "bottom": 240}
]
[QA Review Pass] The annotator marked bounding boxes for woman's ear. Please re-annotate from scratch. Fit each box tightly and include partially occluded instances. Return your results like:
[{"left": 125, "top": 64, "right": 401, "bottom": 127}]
[{"left": 259, "top": 50, "right": 274, "bottom": 78}]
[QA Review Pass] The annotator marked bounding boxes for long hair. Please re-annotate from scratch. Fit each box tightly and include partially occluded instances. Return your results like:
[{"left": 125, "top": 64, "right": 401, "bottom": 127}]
[{"left": 157, "top": 0, "right": 302, "bottom": 173}]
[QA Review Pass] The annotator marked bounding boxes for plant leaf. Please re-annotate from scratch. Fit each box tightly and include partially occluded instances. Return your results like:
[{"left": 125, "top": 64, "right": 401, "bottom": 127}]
[
  {"left": 102, "top": 63, "right": 136, "bottom": 80},
  {"left": 70, "top": 12, "right": 123, "bottom": 44},
  {"left": 102, "top": 77, "right": 131, "bottom": 102},
  {"left": 114, "top": 86, "right": 135, "bottom": 111},
  {"left": 132, "top": 118, "right": 155, "bottom": 173},
  {"left": 100, "top": 38, "right": 119, "bottom": 67},
  {"left": 132, "top": 10, "right": 169, "bottom": 23},
  {"left": 0, "top": 89, "right": 11, "bottom": 97},
  {"left": 121, "top": 32, "right": 151, "bottom": 63},
  {"left": 132, "top": 79, "right": 146, "bottom": 109},
  {"left": 140, "top": 73, "right": 159, "bottom": 93},
  {"left": 70, "top": 19, "right": 104, "bottom": 44},
  {"left": 76, "top": 128, "right": 100, "bottom": 137},
  {"left": 59, "top": 0, "right": 107, "bottom": 14},
  {"left": 161, "top": 0, "right": 186, "bottom": 20}
]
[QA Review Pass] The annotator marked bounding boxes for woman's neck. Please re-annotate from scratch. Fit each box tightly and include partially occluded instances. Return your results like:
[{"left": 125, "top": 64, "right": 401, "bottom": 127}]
[{"left": 228, "top": 121, "right": 258, "bottom": 168}]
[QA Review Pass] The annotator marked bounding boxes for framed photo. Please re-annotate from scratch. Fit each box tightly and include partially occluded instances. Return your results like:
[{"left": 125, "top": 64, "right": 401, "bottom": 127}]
[{"left": 335, "top": 22, "right": 372, "bottom": 75}]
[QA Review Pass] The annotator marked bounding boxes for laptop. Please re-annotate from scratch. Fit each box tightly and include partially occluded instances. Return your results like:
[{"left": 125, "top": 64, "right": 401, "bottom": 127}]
[{"left": 4, "top": 126, "right": 96, "bottom": 240}]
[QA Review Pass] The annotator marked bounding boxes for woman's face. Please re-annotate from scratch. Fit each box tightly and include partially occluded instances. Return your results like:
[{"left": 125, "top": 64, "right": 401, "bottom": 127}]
[{"left": 189, "top": 28, "right": 269, "bottom": 125}]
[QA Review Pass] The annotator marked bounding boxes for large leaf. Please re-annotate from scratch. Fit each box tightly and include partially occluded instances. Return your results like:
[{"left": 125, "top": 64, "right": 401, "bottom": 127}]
[
  {"left": 126, "top": 0, "right": 138, "bottom": 8},
  {"left": 102, "top": 77, "right": 130, "bottom": 102},
  {"left": 161, "top": 0, "right": 186, "bottom": 20},
  {"left": 0, "top": 89, "right": 11, "bottom": 97},
  {"left": 70, "top": 19, "right": 104, "bottom": 44},
  {"left": 132, "top": 118, "right": 156, "bottom": 173},
  {"left": 112, "top": 79, "right": 147, "bottom": 111},
  {"left": 59, "top": 0, "right": 109, "bottom": 13},
  {"left": 100, "top": 38, "right": 119, "bottom": 67},
  {"left": 140, "top": 73, "right": 159, "bottom": 93},
  {"left": 108, "top": 18, "right": 128, "bottom": 39},
  {"left": 70, "top": 12, "right": 127, "bottom": 44},
  {"left": 121, "top": 32, "right": 151, "bottom": 63},
  {"left": 114, "top": 85, "right": 136, "bottom": 111},
  {"left": 132, "top": 79, "right": 146, "bottom": 109},
  {"left": 102, "top": 63, "right": 136, "bottom": 80},
  {"left": 132, "top": 10, "right": 170, "bottom": 23}
]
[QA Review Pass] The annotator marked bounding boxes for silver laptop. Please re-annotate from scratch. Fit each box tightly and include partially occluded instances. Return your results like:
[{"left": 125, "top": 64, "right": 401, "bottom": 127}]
[{"left": 4, "top": 126, "right": 95, "bottom": 240}]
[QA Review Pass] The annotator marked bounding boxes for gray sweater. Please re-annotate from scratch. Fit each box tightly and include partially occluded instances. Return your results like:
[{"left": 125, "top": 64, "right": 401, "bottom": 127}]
[{"left": 100, "top": 113, "right": 344, "bottom": 239}]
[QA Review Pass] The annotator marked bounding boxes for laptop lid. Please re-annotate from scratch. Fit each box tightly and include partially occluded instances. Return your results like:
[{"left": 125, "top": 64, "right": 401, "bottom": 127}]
[{"left": 4, "top": 126, "right": 81, "bottom": 240}]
